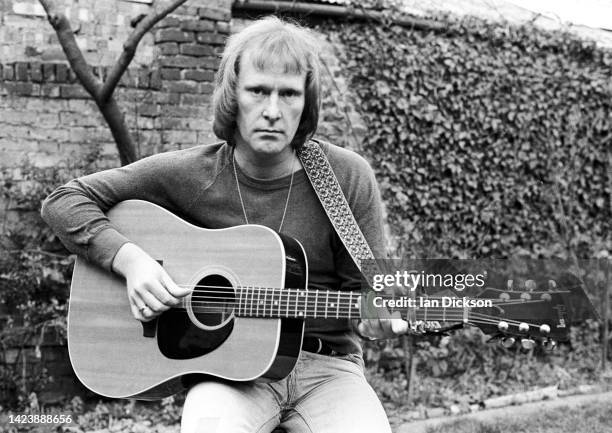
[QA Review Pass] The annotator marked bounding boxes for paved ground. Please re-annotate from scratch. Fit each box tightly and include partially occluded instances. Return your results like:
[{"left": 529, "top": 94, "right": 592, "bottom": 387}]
[{"left": 395, "top": 390, "right": 612, "bottom": 433}]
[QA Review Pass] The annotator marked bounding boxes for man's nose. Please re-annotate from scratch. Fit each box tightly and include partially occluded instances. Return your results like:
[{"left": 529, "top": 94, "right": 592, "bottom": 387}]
[{"left": 262, "top": 93, "right": 281, "bottom": 122}]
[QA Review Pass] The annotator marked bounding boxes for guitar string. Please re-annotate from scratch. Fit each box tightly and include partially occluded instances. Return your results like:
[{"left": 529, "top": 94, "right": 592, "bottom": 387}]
[
  {"left": 161, "top": 303, "right": 548, "bottom": 329},
  {"left": 157, "top": 307, "right": 547, "bottom": 331},
  {"left": 183, "top": 288, "right": 554, "bottom": 302},
  {"left": 183, "top": 293, "right": 551, "bottom": 308}
]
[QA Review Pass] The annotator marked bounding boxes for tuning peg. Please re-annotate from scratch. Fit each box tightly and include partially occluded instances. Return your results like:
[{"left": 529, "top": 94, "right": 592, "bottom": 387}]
[
  {"left": 525, "top": 280, "right": 536, "bottom": 291},
  {"left": 497, "top": 321, "right": 509, "bottom": 332},
  {"left": 520, "top": 338, "right": 536, "bottom": 350},
  {"left": 501, "top": 337, "right": 516, "bottom": 348},
  {"left": 507, "top": 280, "right": 513, "bottom": 291},
  {"left": 518, "top": 322, "right": 530, "bottom": 333},
  {"left": 539, "top": 324, "right": 551, "bottom": 335},
  {"left": 548, "top": 279, "right": 557, "bottom": 290},
  {"left": 543, "top": 339, "right": 557, "bottom": 351}
]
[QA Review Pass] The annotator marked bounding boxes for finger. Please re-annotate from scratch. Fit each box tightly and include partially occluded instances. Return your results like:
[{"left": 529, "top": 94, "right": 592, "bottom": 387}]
[
  {"left": 148, "top": 278, "right": 180, "bottom": 306},
  {"left": 358, "top": 319, "right": 384, "bottom": 339},
  {"left": 128, "top": 296, "right": 153, "bottom": 322},
  {"left": 390, "top": 311, "right": 409, "bottom": 335},
  {"left": 162, "top": 272, "right": 192, "bottom": 298},
  {"left": 138, "top": 286, "right": 168, "bottom": 313}
]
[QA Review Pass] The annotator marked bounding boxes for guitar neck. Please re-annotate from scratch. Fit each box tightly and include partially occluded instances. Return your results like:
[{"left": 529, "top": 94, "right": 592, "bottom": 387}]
[
  {"left": 236, "top": 287, "right": 361, "bottom": 320},
  {"left": 181, "top": 286, "right": 470, "bottom": 321}
]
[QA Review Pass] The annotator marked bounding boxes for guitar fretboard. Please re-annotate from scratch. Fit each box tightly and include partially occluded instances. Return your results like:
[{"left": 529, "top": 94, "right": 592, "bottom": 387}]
[{"left": 236, "top": 287, "right": 361, "bottom": 320}]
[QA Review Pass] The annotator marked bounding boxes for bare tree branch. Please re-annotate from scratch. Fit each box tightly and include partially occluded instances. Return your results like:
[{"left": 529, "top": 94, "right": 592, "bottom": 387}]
[
  {"left": 38, "top": 0, "right": 189, "bottom": 165},
  {"left": 100, "top": 0, "right": 190, "bottom": 102},
  {"left": 38, "top": 0, "right": 102, "bottom": 99}
]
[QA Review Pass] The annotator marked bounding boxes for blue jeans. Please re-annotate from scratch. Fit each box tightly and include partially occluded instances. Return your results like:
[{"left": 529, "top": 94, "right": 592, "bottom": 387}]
[{"left": 181, "top": 351, "right": 392, "bottom": 433}]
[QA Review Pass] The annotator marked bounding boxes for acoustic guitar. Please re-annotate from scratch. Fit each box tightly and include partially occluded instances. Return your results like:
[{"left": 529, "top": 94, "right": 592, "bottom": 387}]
[{"left": 67, "top": 200, "right": 596, "bottom": 399}]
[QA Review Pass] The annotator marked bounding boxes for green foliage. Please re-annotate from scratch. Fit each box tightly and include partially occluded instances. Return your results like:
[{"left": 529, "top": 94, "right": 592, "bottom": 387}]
[
  {"left": 321, "top": 16, "right": 612, "bottom": 258},
  {"left": 0, "top": 152, "right": 102, "bottom": 408},
  {"left": 319, "top": 14, "right": 611, "bottom": 410},
  {"left": 366, "top": 321, "right": 602, "bottom": 409}
]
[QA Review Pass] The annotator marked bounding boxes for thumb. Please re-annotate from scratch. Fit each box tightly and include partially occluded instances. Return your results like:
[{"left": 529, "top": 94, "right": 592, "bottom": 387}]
[{"left": 162, "top": 271, "right": 191, "bottom": 298}]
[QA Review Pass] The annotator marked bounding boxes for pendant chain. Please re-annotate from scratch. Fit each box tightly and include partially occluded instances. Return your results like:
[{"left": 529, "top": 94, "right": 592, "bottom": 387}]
[{"left": 232, "top": 150, "right": 296, "bottom": 232}]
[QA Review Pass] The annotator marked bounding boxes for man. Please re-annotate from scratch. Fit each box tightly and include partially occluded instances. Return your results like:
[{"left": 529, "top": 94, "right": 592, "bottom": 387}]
[{"left": 42, "top": 16, "right": 406, "bottom": 433}]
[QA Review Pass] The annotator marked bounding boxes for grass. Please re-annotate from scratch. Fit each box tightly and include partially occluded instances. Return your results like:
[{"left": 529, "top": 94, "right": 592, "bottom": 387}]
[{"left": 425, "top": 398, "right": 612, "bottom": 433}]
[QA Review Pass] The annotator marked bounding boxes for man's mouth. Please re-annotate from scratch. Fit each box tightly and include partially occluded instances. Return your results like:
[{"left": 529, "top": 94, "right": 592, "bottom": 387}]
[{"left": 256, "top": 129, "right": 283, "bottom": 134}]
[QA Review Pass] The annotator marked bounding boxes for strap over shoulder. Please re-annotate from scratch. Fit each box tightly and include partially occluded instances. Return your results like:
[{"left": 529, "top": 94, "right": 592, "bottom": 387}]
[{"left": 297, "top": 139, "right": 376, "bottom": 273}]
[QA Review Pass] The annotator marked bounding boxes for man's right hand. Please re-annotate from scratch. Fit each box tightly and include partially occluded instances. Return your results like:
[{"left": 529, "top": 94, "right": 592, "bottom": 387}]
[{"left": 112, "top": 242, "right": 192, "bottom": 322}]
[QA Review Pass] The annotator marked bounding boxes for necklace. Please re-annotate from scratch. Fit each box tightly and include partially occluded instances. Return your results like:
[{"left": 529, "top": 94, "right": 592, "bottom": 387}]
[{"left": 232, "top": 150, "right": 296, "bottom": 232}]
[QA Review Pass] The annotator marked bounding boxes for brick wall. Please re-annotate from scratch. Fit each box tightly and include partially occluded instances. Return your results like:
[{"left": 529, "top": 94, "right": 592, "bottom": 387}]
[{"left": 0, "top": 0, "right": 232, "bottom": 172}]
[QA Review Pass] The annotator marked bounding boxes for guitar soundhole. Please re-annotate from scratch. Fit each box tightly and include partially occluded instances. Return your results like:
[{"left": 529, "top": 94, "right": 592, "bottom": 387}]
[
  {"left": 156, "top": 274, "right": 235, "bottom": 360},
  {"left": 190, "top": 274, "right": 236, "bottom": 329}
]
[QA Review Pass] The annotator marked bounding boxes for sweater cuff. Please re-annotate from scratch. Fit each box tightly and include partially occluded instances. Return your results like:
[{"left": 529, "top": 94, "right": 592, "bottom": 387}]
[{"left": 87, "top": 227, "right": 131, "bottom": 272}]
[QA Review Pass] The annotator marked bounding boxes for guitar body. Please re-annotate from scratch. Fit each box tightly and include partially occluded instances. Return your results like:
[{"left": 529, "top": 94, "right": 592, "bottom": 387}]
[{"left": 68, "top": 200, "right": 307, "bottom": 399}]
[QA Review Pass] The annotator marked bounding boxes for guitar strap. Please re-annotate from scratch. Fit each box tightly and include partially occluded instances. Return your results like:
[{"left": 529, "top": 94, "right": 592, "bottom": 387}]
[{"left": 297, "top": 139, "right": 376, "bottom": 275}]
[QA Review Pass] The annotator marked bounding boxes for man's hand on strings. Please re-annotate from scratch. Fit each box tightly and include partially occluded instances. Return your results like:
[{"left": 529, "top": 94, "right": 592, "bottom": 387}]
[
  {"left": 353, "top": 309, "right": 409, "bottom": 340},
  {"left": 112, "top": 242, "right": 192, "bottom": 322}
]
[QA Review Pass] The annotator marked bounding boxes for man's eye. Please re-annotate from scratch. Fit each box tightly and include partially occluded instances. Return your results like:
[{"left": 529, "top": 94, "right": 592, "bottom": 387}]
[
  {"left": 250, "top": 88, "right": 266, "bottom": 96},
  {"left": 281, "top": 91, "right": 299, "bottom": 98}
]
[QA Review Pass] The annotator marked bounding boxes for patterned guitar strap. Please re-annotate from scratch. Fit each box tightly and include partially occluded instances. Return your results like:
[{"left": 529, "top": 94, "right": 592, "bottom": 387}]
[
  {"left": 297, "top": 139, "right": 375, "bottom": 272},
  {"left": 298, "top": 139, "right": 417, "bottom": 330}
]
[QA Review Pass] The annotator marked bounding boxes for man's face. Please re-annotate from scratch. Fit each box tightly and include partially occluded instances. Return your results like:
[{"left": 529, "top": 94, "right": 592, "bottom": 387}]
[{"left": 234, "top": 54, "right": 306, "bottom": 157}]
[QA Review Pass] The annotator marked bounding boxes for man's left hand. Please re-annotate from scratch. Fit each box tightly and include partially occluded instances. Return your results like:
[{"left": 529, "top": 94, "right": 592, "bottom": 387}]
[{"left": 353, "top": 311, "right": 409, "bottom": 340}]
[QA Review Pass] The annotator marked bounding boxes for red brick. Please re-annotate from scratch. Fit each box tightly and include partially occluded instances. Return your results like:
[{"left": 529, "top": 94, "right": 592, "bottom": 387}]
[
  {"left": 2, "top": 64, "right": 14, "bottom": 80},
  {"left": 196, "top": 32, "right": 227, "bottom": 45},
  {"left": 150, "top": 69, "right": 162, "bottom": 90},
  {"left": 180, "top": 44, "right": 215, "bottom": 57},
  {"left": 156, "top": 93, "right": 181, "bottom": 105},
  {"left": 198, "top": 82, "right": 214, "bottom": 94},
  {"left": 42, "top": 63, "right": 55, "bottom": 81},
  {"left": 159, "top": 56, "right": 205, "bottom": 69},
  {"left": 30, "top": 62, "right": 43, "bottom": 82},
  {"left": 181, "top": 93, "right": 211, "bottom": 105},
  {"left": 157, "top": 16, "right": 181, "bottom": 28},
  {"left": 154, "top": 28, "right": 194, "bottom": 43},
  {"left": 216, "top": 22, "right": 230, "bottom": 34},
  {"left": 15, "top": 62, "right": 28, "bottom": 81},
  {"left": 138, "top": 69, "right": 149, "bottom": 89},
  {"left": 56, "top": 64, "right": 68, "bottom": 83},
  {"left": 198, "top": 7, "right": 231, "bottom": 21},
  {"left": 181, "top": 69, "right": 215, "bottom": 82},
  {"left": 181, "top": 19, "right": 215, "bottom": 32},
  {"left": 161, "top": 68, "right": 181, "bottom": 80},
  {"left": 158, "top": 42, "right": 179, "bottom": 56},
  {"left": 165, "top": 81, "right": 198, "bottom": 94},
  {"left": 4, "top": 82, "right": 34, "bottom": 96},
  {"left": 41, "top": 84, "right": 60, "bottom": 98},
  {"left": 137, "top": 103, "right": 159, "bottom": 117},
  {"left": 59, "top": 85, "right": 90, "bottom": 99}
]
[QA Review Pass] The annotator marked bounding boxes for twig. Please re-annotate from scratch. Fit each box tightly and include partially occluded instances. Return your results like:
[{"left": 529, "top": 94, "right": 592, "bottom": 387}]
[{"left": 100, "top": 0, "right": 190, "bottom": 102}]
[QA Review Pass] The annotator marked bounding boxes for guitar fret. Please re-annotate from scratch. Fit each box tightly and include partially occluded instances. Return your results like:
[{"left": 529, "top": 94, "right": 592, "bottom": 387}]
[
  {"left": 256, "top": 287, "right": 261, "bottom": 317},
  {"left": 277, "top": 287, "right": 281, "bottom": 318},
  {"left": 325, "top": 290, "right": 329, "bottom": 319},
  {"left": 285, "top": 288, "right": 290, "bottom": 318},
  {"left": 348, "top": 292, "right": 352, "bottom": 319},
  {"left": 263, "top": 287, "right": 268, "bottom": 317},
  {"left": 314, "top": 290, "right": 318, "bottom": 319},
  {"left": 336, "top": 291, "right": 340, "bottom": 319}
]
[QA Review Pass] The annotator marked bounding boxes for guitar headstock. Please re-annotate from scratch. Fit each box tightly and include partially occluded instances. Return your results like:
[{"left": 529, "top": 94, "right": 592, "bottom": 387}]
[
  {"left": 465, "top": 272, "right": 599, "bottom": 348},
  {"left": 362, "top": 259, "right": 602, "bottom": 349}
]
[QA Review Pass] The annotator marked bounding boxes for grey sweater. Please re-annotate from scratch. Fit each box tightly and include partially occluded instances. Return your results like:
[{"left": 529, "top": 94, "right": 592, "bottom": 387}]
[{"left": 41, "top": 140, "right": 386, "bottom": 355}]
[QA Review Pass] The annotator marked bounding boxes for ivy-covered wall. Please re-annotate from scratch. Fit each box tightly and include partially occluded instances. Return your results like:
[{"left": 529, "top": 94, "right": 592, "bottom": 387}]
[{"left": 321, "top": 17, "right": 612, "bottom": 259}]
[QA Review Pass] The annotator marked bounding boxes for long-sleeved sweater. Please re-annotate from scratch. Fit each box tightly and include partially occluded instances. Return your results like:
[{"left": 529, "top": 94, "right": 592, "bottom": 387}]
[{"left": 41, "top": 140, "right": 386, "bottom": 355}]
